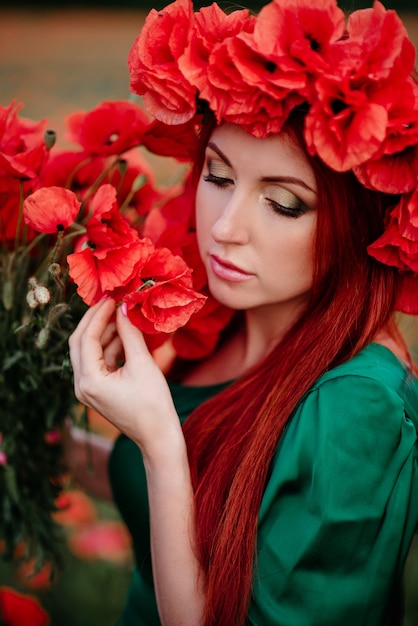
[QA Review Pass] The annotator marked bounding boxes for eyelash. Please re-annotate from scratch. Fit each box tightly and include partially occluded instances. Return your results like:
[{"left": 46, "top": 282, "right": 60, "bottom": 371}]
[
  {"left": 267, "top": 200, "right": 306, "bottom": 219},
  {"left": 203, "top": 171, "right": 307, "bottom": 219},
  {"left": 202, "top": 172, "right": 233, "bottom": 187}
]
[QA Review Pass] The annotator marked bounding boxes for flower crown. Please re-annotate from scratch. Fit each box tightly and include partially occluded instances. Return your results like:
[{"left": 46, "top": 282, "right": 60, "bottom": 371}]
[{"left": 128, "top": 0, "right": 418, "bottom": 314}]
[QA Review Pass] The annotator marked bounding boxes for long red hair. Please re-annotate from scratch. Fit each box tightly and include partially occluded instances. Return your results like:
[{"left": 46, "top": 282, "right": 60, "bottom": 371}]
[{"left": 181, "top": 112, "right": 404, "bottom": 625}]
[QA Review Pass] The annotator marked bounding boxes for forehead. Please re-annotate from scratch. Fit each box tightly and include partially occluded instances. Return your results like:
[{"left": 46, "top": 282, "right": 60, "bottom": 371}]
[{"left": 207, "top": 123, "right": 316, "bottom": 189}]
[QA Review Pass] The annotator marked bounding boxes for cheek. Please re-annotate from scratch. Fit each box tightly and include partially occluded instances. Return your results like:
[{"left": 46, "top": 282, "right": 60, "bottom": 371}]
[
  {"left": 195, "top": 186, "right": 212, "bottom": 250},
  {"left": 195, "top": 184, "right": 217, "bottom": 234},
  {"left": 272, "top": 220, "right": 316, "bottom": 281}
]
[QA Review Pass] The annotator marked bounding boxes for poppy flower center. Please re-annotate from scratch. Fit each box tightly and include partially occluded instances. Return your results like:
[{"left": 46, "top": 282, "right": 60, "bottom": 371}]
[
  {"left": 106, "top": 132, "right": 120, "bottom": 145},
  {"left": 138, "top": 277, "right": 156, "bottom": 291},
  {"left": 330, "top": 98, "right": 348, "bottom": 116},
  {"left": 264, "top": 60, "right": 277, "bottom": 74},
  {"left": 307, "top": 34, "right": 321, "bottom": 52}
]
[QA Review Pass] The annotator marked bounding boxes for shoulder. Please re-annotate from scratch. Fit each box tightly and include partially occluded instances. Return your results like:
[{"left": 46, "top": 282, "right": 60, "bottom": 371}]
[
  {"left": 259, "top": 344, "right": 418, "bottom": 523},
  {"left": 301, "top": 342, "right": 418, "bottom": 432},
  {"left": 265, "top": 344, "right": 418, "bottom": 502}
]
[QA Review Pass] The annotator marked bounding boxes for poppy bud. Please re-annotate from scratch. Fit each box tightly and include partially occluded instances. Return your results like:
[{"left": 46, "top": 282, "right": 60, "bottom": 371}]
[
  {"left": 26, "top": 289, "right": 38, "bottom": 309},
  {"left": 44, "top": 129, "right": 57, "bottom": 150},
  {"left": 34, "top": 284, "right": 51, "bottom": 305},
  {"left": 47, "top": 303, "right": 68, "bottom": 324},
  {"left": 118, "top": 159, "right": 128, "bottom": 176},
  {"left": 132, "top": 173, "right": 146, "bottom": 193},
  {"left": 48, "top": 263, "right": 62, "bottom": 278},
  {"left": 2, "top": 279, "right": 13, "bottom": 310},
  {"left": 35, "top": 327, "right": 50, "bottom": 349}
]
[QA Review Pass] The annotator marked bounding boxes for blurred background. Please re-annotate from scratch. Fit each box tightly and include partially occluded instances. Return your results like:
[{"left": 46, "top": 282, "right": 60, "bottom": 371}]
[{"left": 1, "top": 1, "right": 418, "bottom": 625}]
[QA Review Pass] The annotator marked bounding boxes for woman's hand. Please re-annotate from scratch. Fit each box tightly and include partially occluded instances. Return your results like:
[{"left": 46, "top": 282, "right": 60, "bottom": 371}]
[{"left": 69, "top": 297, "right": 181, "bottom": 458}]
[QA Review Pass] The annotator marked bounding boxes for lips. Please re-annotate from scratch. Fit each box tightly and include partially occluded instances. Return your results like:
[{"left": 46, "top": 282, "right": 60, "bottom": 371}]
[{"left": 209, "top": 254, "right": 253, "bottom": 282}]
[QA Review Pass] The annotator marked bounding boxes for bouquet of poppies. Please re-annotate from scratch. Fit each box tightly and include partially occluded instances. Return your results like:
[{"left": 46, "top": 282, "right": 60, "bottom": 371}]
[{"left": 0, "top": 98, "right": 233, "bottom": 568}]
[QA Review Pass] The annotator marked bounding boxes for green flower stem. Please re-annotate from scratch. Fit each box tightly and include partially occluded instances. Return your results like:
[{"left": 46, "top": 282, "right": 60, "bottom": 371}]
[
  {"left": 48, "top": 229, "right": 65, "bottom": 266},
  {"left": 25, "top": 231, "right": 47, "bottom": 256},
  {"left": 14, "top": 179, "right": 25, "bottom": 249},
  {"left": 119, "top": 173, "right": 147, "bottom": 213},
  {"left": 81, "top": 156, "right": 122, "bottom": 204},
  {"left": 65, "top": 155, "right": 95, "bottom": 189}
]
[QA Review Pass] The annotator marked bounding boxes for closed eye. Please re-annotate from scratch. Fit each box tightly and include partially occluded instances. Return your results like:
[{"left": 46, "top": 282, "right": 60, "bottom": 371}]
[
  {"left": 264, "top": 187, "right": 308, "bottom": 219},
  {"left": 203, "top": 172, "right": 233, "bottom": 187},
  {"left": 267, "top": 199, "right": 307, "bottom": 218}
]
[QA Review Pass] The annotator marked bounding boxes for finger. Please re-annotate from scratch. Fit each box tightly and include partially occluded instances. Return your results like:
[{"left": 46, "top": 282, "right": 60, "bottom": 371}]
[
  {"left": 103, "top": 335, "right": 124, "bottom": 370},
  {"left": 70, "top": 297, "right": 114, "bottom": 345},
  {"left": 69, "top": 298, "right": 111, "bottom": 372},
  {"left": 115, "top": 305, "right": 150, "bottom": 363},
  {"left": 75, "top": 298, "right": 117, "bottom": 376},
  {"left": 100, "top": 321, "right": 118, "bottom": 349}
]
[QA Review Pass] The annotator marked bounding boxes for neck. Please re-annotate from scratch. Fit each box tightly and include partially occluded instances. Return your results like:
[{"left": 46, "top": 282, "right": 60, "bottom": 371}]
[{"left": 234, "top": 300, "right": 306, "bottom": 374}]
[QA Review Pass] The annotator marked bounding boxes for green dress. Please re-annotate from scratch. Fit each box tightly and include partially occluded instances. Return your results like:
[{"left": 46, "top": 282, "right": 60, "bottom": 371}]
[{"left": 108, "top": 343, "right": 418, "bottom": 625}]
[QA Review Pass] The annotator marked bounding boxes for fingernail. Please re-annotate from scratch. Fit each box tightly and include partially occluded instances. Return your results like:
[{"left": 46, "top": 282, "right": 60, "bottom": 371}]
[{"left": 121, "top": 302, "right": 128, "bottom": 316}]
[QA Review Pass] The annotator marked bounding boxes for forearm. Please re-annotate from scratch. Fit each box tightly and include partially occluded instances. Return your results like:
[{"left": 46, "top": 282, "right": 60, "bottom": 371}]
[
  {"left": 69, "top": 300, "right": 205, "bottom": 622},
  {"left": 142, "top": 431, "right": 206, "bottom": 626}
]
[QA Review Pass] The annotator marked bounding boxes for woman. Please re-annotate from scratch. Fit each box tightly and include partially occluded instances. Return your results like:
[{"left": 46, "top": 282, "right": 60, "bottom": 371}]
[{"left": 69, "top": 0, "right": 418, "bottom": 624}]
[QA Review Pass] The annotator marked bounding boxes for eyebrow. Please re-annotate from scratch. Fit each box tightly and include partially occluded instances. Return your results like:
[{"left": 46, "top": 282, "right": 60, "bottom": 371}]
[
  {"left": 207, "top": 141, "right": 232, "bottom": 166},
  {"left": 206, "top": 140, "right": 317, "bottom": 195}
]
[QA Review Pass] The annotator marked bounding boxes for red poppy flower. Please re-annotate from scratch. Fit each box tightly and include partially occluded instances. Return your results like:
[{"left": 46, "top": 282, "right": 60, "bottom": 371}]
[
  {"left": 304, "top": 73, "right": 389, "bottom": 171},
  {"left": 354, "top": 144, "right": 418, "bottom": 196},
  {"left": 81, "top": 183, "right": 140, "bottom": 249},
  {"left": 0, "top": 101, "right": 49, "bottom": 179},
  {"left": 128, "top": 0, "right": 197, "bottom": 125},
  {"left": 346, "top": 1, "right": 415, "bottom": 83},
  {"left": 203, "top": 35, "right": 305, "bottom": 137},
  {"left": 0, "top": 587, "right": 50, "bottom": 626},
  {"left": 113, "top": 245, "right": 206, "bottom": 334},
  {"left": 353, "top": 78, "right": 418, "bottom": 194},
  {"left": 68, "top": 185, "right": 153, "bottom": 304},
  {"left": 367, "top": 190, "right": 418, "bottom": 275},
  {"left": 52, "top": 489, "right": 97, "bottom": 527},
  {"left": 181, "top": 4, "right": 305, "bottom": 138},
  {"left": 67, "top": 520, "right": 132, "bottom": 564},
  {"left": 69, "top": 238, "right": 151, "bottom": 306},
  {"left": 182, "top": 4, "right": 297, "bottom": 136},
  {"left": 66, "top": 100, "right": 150, "bottom": 156},
  {"left": 23, "top": 186, "right": 81, "bottom": 234},
  {"left": 252, "top": 0, "right": 344, "bottom": 95},
  {"left": 179, "top": 2, "right": 255, "bottom": 89}
]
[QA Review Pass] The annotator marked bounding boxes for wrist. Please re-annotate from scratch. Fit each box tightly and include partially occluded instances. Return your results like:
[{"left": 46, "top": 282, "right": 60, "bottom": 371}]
[{"left": 140, "top": 419, "right": 188, "bottom": 474}]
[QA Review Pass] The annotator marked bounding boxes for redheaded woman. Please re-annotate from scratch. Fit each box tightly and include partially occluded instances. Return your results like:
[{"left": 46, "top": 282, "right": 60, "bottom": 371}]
[{"left": 69, "top": 1, "right": 418, "bottom": 624}]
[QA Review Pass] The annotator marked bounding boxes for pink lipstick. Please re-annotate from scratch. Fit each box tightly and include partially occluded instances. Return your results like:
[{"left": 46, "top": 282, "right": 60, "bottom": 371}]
[{"left": 210, "top": 255, "right": 253, "bottom": 282}]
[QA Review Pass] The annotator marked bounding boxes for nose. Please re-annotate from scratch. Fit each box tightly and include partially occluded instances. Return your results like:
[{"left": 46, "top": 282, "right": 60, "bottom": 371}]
[{"left": 211, "top": 189, "right": 250, "bottom": 245}]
